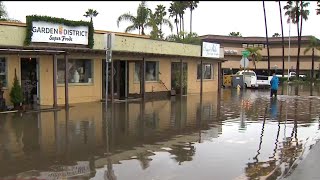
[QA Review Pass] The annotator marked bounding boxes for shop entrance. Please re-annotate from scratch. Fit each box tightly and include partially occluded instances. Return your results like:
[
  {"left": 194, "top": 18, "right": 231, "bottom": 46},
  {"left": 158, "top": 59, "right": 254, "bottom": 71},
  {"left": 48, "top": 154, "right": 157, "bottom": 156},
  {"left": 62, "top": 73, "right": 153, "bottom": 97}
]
[
  {"left": 102, "top": 60, "right": 129, "bottom": 100},
  {"left": 20, "top": 58, "right": 39, "bottom": 105},
  {"left": 171, "top": 62, "right": 188, "bottom": 95}
]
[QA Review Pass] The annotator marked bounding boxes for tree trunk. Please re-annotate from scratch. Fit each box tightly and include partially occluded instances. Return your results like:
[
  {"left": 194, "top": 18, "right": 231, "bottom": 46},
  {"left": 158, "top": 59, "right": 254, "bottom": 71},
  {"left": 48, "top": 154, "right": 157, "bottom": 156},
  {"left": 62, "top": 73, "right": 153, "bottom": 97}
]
[
  {"left": 182, "top": 14, "right": 185, "bottom": 39},
  {"left": 263, "top": 1, "right": 271, "bottom": 75},
  {"left": 179, "top": 15, "right": 182, "bottom": 35},
  {"left": 141, "top": 26, "right": 145, "bottom": 35},
  {"left": 175, "top": 15, "right": 179, "bottom": 36},
  {"left": 296, "top": 1, "right": 301, "bottom": 78},
  {"left": 312, "top": 48, "right": 315, "bottom": 81},
  {"left": 279, "top": 1, "right": 285, "bottom": 78},
  {"left": 190, "top": 8, "right": 193, "bottom": 33},
  {"left": 252, "top": 55, "right": 257, "bottom": 70}
]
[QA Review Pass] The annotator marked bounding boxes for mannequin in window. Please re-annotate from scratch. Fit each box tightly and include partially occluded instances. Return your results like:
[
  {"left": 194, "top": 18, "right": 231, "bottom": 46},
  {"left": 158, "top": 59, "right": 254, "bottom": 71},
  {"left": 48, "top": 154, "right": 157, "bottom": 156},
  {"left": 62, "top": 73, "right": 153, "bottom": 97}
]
[{"left": 146, "top": 64, "right": 155, "bottom": 81}]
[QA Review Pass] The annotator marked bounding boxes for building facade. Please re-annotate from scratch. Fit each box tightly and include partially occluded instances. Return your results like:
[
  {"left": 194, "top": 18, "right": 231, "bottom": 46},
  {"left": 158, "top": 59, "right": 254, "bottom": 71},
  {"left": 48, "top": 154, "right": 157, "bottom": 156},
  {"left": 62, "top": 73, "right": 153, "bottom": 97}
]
[
  {"left": 0, "top": 18, "right": 225, "bottom": 107},
  {"left": 200, "top": 35, "right": 320, "bottom": 76}
]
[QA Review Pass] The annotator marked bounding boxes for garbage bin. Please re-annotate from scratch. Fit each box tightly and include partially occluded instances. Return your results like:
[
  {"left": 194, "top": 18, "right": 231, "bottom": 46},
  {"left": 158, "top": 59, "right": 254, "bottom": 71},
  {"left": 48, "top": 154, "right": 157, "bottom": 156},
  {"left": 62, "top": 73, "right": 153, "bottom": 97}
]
[{"left": 232, "top": 75, "right": 244, "bottom": 89}]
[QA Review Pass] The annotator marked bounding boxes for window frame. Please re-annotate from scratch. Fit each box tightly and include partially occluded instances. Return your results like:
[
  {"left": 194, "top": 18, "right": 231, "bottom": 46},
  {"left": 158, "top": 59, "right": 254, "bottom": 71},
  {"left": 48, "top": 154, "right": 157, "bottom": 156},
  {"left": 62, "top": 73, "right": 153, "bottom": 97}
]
[
  {"left": 0, "top": 57, "right": 8, "bottom": 88},
  {"left": 134, "top": 61, "right": 160, "bottom": 82},
  {"left": 56, "top": 58, "right": 94, "bottom": 85},
  {"left": 197, "top": 63, "right": 214, "bottom": 80}
]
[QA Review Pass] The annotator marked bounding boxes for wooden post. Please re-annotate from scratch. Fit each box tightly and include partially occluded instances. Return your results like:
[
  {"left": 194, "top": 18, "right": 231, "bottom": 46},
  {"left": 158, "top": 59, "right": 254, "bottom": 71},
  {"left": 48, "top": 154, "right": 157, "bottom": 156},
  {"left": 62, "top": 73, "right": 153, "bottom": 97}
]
[
  {"left": 180, "top": 59, "right": 183, "bottom": 97},
  {"left": 142, "top": 57, "right": 146, "bottom": 99},
  {"left": 53, "top": 54, "right": 57, "bottom": 108},
  {"left": 111, "top": 60, "right": 114, "bottom": 103},
  {"left": 200, "top": 58, "right": 203, "bottom": 97},
  {"left": 218, "top": 62, "right": 222, "bottom": 93},
  {"left": 125, "top": 60, "right": 128, "bottom": 98},
  {"left": 64, "top": 52, "right": 69, "bottom": 108}
]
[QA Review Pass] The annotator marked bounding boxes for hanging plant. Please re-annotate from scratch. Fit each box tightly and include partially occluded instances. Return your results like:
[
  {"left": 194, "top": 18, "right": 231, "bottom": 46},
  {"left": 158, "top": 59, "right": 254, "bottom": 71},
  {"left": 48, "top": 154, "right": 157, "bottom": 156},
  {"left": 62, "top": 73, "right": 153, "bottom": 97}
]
[{"left": 24, "top": 15, "right": 94, "bottom": 48}]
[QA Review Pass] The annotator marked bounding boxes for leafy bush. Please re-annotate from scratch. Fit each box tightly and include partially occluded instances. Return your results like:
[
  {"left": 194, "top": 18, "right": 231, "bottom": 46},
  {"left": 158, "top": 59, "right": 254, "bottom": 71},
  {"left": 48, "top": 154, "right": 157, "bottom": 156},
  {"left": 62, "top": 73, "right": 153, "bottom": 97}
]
[{"left": 166, "top": 32, "right": 201, "bottom": 45}]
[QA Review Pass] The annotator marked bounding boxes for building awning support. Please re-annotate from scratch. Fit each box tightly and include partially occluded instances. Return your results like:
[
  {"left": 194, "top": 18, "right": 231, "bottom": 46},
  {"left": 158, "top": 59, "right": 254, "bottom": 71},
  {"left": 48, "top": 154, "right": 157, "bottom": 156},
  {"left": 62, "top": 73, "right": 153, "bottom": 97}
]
[
  {"left": 111, "top": 60, "right": 114, "bottom": 103},
  {"left": 53, "top": 54, "right": 57, "bottom": 108},
  {"left": 140, "top": 57, "right": 146, "bottom": 99},
  {"left": 180, "top": 58, "right": 183, "bottom": 97},
  {"left": 64, "top": 52, "right": 69, "bottom": 108},
  {"left": 200, "top": 58, "right": 203, "bottom": 97},
  {"left": 218, "top": 62, "right": 222, "bottom": 93}
]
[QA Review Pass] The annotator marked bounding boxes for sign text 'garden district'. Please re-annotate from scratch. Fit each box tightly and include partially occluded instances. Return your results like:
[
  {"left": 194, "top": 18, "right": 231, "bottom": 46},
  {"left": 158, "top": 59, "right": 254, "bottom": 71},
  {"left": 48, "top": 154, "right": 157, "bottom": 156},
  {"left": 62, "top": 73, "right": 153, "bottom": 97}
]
[{"left": 31, "top": 21, "right": 89, "bottom": 45}]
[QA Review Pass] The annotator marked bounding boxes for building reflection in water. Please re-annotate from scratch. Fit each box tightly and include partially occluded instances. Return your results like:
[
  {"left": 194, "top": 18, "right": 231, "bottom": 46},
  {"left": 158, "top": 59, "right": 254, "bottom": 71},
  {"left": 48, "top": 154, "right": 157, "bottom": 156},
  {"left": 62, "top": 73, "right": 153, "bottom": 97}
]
[{"left": 0, "top": 92, "right": 221, "bottom": 179}]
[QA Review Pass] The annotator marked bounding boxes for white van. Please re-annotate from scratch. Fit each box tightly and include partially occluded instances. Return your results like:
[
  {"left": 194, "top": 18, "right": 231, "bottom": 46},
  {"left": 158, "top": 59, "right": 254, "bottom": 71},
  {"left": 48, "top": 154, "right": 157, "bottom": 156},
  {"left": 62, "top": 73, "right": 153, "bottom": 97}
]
[{"left": 236, "top": 70, "right": 258, "bottom": 88}]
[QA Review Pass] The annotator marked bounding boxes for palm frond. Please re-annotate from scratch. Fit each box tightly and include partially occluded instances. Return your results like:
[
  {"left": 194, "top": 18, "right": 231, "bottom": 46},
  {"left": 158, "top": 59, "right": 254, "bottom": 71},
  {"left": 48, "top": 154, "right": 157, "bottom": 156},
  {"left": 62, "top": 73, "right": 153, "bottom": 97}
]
[
  {"left": 125, "top": 24, "right": 137, "bottom": 33},
  {"left": 117, "top": 13, "right": 135, "bottom": 27},
  {"left": 162, "top": 19, "right": 173, "bottom": 31}
]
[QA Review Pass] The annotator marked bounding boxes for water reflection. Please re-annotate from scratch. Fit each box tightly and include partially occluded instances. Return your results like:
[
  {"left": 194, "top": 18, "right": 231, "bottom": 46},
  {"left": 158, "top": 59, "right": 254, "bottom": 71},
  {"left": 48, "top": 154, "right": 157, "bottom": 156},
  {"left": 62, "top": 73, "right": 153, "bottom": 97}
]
[{"left": 0, "top": 85, "right": 320, "bottom": 180}]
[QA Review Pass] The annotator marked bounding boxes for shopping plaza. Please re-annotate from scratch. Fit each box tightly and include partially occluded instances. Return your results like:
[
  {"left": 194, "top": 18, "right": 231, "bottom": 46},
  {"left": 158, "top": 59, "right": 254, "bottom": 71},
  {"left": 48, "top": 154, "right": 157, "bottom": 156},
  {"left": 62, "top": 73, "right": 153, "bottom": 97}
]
[{"left": 0, "top": 15, "right": 318, "bottom": 107}]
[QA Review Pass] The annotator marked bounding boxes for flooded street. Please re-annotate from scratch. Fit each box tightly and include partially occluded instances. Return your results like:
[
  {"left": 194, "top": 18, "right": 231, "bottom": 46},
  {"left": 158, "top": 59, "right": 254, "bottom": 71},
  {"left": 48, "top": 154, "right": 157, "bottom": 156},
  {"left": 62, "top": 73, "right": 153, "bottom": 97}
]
[{"left": 1, "top": 84, "right": 320, "bottom": 180}]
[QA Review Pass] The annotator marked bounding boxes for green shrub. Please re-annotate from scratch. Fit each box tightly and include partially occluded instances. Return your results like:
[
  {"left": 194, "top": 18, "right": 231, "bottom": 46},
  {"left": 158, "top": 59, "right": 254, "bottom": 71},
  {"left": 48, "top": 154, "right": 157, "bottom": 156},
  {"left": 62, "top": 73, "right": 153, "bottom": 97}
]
[{"left": 10, "top": 73, "right": 23, "bottom": 106}]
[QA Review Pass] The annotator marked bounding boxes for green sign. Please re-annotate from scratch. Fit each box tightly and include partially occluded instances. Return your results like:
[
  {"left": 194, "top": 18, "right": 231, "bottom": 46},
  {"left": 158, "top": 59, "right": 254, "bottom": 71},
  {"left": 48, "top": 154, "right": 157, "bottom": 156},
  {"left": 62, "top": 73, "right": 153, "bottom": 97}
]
[{"left": 242, "top": 50, "right": 250, "bottom": 58}]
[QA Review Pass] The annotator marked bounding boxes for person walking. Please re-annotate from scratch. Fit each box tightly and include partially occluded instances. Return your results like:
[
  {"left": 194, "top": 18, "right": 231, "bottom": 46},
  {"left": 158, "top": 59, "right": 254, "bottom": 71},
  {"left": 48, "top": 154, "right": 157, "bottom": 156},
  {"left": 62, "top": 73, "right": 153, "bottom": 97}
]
[{"left": 270, "top": 72, "right": 279, "bottom": 98}]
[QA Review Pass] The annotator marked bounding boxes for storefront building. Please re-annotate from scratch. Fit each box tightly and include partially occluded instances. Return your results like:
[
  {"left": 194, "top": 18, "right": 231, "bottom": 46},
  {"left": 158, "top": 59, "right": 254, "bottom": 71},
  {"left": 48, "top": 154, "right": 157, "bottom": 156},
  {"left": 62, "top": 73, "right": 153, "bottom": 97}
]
[
  {"left": 0, "top": 16, "right": 225, "bottom": 107},
  {"left": 200, "top": 35, "right": 320, "bottom": 76}
]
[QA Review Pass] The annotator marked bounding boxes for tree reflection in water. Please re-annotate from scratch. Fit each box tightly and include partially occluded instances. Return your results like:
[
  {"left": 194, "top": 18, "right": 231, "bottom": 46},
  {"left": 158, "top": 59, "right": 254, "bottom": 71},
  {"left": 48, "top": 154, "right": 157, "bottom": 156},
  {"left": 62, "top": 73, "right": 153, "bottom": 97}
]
[{"left": 168, "top": 143, "right": 196, "bottom": 165}]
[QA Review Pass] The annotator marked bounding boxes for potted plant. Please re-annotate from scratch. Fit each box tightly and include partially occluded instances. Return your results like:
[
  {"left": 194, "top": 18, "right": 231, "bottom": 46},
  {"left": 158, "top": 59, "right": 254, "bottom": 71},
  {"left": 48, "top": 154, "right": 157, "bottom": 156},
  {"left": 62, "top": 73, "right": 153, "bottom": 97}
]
[{"left": 10, "top": 72, "right": 23, "bottom": 110}]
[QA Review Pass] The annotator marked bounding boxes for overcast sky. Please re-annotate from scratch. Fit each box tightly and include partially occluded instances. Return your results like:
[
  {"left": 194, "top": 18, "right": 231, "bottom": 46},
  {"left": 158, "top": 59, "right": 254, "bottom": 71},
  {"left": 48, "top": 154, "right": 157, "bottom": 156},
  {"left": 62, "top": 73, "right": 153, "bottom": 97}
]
[{"left": 3, "top": 1, "right": 320, "bottom": 38}]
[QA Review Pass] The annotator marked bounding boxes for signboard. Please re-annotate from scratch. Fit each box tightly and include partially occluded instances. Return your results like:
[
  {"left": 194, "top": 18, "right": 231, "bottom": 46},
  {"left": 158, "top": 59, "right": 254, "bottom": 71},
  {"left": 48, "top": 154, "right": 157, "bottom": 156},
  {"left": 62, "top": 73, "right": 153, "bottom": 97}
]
[
  {"left": 104, "top": 33, "right": 115, "bottom": 62},
  {"left": 240, "top": 57, "right": 249, "bottom": 68},
  {"left": 241, "top": 50, "right": 250, "bottom": 58},
  {"left": 31, "top": 21, "right": 89, "bottom": 45},
  {"left": 202, "top": 42, "right": 220, "bottom": 58}
]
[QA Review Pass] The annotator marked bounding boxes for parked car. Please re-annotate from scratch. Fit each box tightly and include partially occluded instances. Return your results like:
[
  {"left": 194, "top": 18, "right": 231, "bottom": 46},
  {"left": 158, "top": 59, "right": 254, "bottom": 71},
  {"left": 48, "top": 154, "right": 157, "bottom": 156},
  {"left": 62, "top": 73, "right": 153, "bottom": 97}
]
[
  {"left": 256, "top": 75, "right": 271, "bottom": 89},
  {"left": 235, "top": 70, "right": 258, "bottom": 88},
  {"left": 276, "top": 72, "right": 306, "bottom": 80}
]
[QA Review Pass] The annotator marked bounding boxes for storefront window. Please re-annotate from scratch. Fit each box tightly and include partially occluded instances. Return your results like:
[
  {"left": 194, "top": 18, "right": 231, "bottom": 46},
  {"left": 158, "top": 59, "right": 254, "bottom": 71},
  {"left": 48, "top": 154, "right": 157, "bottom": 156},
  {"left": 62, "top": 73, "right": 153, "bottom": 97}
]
[
  {"left": 0, "top": 58, "right": 7, "bottom": 87},
  {"left": 134, "top": 61, "right": 159, "bottom": 82},
  {"left": 197, "top": 63, "right": 214, "bottom": 80},
  {"left": 57, "top": 59, "right": 93, "bottom": 84}
]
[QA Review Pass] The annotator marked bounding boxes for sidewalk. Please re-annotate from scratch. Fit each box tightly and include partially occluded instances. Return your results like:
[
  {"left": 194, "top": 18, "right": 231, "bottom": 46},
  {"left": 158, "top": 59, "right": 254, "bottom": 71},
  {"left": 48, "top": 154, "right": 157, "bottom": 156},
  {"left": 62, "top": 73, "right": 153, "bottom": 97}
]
[{"left": 282, "top": 140, "right": 320, "bottom": 180}]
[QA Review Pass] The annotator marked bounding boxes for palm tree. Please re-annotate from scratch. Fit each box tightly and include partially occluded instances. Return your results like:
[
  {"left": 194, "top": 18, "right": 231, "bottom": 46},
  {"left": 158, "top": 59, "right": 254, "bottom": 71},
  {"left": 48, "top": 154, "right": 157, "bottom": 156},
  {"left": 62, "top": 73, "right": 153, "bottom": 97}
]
[
  {"left": 168, "top": 2, "right": 179, "bottom": 36},
  {"left": 278, "top": 1, "right": 285, "bottom": 78},
  {"left": 83, "top": 9, "right": 99, "bottom": 23},
  {"left": 272, "top": 33, "right": 281, "bottom": 37},
  {"left": 284, "top": 1, "right": 310, "bottom": 78},
  {"left": 155, "top": 5, "right": 173, "bottom": 39},
  {"left": 117, "top": 1, "right": 149, "bottom": 35},
  {"left": 178, "top": 1, "right": 188, "bottom": 38},
  {"left": 187, "top": 1, "right": 199, "bottom": 33},
  {"left": 146, "top": 9, "right": 160, "bottom": 39},
  {"left": 263, "top": 1, "right": 271, "bottom": 75},
  {"left": 303, "top": 36, "right": 320, "bottom": 81},
  {"left": 245, "top": 47, "right": 262, "bottom": 70},
  {"left": 0, "top": 1, "right": 8, "bottom": 20},
  {"left": 229, "top": 32, "right": 242, "bottom": 37}
]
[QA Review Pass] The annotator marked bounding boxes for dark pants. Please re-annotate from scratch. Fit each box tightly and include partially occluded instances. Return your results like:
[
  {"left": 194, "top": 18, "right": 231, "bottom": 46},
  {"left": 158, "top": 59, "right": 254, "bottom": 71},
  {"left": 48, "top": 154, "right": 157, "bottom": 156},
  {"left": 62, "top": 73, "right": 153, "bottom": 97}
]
[{"left": 270, "top": 89, "right": 277, "bottom": 97}]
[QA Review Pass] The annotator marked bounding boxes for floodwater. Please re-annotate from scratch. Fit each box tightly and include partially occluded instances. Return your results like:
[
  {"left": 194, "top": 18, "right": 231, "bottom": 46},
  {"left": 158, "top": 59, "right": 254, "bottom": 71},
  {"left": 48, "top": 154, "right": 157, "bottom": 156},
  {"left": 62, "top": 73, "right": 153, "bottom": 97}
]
[{"left": 0, "top": 84, "right": 320, "bottom": 180}]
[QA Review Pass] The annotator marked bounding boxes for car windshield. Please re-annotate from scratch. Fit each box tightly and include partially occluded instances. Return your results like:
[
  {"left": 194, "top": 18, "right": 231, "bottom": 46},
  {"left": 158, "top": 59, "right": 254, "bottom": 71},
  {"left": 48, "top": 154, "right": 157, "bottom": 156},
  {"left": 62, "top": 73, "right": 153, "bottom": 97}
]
[{"left": 243, "top": 72, "right": 255, "bottom": 76}]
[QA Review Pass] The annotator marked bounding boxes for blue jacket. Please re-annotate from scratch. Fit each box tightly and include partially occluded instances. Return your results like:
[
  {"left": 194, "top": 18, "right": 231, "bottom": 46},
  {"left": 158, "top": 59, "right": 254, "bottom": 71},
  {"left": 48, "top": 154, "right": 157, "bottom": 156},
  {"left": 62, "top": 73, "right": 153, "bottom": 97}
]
[{"left": 270, "top": 75, "right": 279, "bottom": 90}]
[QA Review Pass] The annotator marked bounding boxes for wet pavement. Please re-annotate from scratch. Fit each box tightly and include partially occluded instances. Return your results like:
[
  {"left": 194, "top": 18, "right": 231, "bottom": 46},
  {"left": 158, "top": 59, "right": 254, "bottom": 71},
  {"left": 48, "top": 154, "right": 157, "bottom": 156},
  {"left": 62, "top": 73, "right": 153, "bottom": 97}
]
[{"left": 0, "top": 84, "right": 320, "bottom": 180}]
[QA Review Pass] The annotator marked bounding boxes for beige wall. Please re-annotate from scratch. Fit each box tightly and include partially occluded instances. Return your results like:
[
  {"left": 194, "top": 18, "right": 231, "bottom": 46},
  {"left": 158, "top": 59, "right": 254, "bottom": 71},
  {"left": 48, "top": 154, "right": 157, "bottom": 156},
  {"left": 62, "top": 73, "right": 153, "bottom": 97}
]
[
  {"left": 2, "top": 55, "right": 21, "bottom": 106},
  {"left": 128, "top": 58, "right": 219, "bottom": 95},
  {"left": 223, "top": 55, "right": 316, "bottom": 70},
  {"left": 186, "top": 59, "right": 219, "bottom": 93},
  {"left": 222, "top": 41, "right": 320, "bottom": 71}
]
